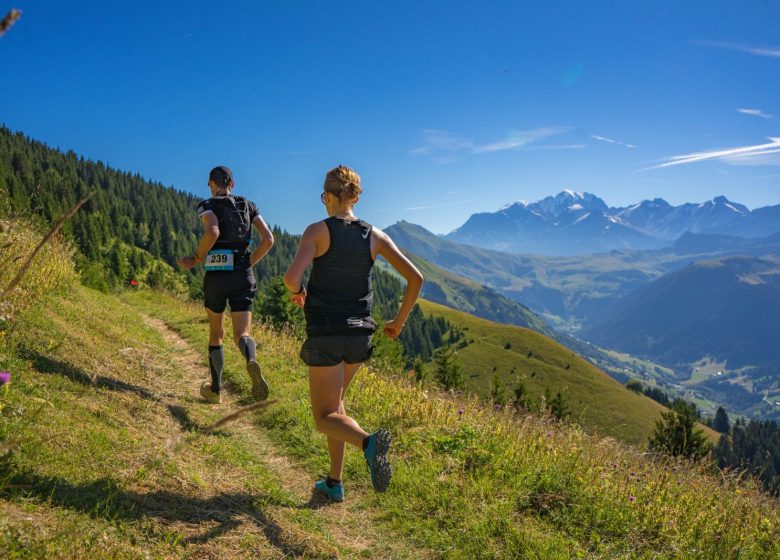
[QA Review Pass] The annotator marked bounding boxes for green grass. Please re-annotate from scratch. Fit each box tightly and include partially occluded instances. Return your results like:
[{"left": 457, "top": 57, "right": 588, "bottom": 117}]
[
  {"left": 121, "top": 289, "right": 777, "bottom": 559},
  {"left": 416, "top": 300, "right": 709, "bottom": 446},
  {"left": 0, "top": 286, "right": 363, "bottom": 559}
]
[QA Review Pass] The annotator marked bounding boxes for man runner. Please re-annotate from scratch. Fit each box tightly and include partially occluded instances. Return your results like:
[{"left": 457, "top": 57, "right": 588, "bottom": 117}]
[{"left": 178, "top": 166, "right": 274, "bottom": 404}]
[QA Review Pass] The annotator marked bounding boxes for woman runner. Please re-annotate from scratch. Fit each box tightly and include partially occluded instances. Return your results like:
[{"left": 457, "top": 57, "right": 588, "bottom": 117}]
[{"left": 284, "top": 165, "right": 423, "bottom": 501}]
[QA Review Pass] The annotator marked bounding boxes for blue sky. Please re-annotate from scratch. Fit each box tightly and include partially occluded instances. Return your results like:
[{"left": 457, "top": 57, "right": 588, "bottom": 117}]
[{"left": 2, "top": 1, "right": 779, "bottom": 233}]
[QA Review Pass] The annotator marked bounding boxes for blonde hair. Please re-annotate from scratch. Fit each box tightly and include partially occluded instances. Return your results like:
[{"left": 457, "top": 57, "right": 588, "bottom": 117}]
[{"left": 324, "top": 165, "right": 363, "bottom": 202}]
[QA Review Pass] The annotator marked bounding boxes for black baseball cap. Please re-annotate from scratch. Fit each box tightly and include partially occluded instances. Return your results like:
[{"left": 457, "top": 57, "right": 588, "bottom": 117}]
[{"left": 209, "top": 166, "right": 233, "bottom": 186}]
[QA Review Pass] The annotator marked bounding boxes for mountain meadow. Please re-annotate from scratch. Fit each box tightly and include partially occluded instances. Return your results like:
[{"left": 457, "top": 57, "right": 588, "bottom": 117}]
[{"left": 1, "top": 128, "right": 779, "bottom": 558}]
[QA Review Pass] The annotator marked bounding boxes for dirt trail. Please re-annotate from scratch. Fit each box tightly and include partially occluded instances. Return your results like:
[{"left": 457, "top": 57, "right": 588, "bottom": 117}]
[{"left": 139, "top": 313, "right": 427, "bottom": 560}]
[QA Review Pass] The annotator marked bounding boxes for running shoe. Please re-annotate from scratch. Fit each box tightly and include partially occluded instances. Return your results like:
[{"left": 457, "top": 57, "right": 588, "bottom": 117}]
[
  {"left": 363, "top": 428, "right": 392, "bottom": 492},
  {"left": 247, "top": 360, "right": 269, "bottom": 401},
  {"left": 199, "top": 381, "right": 221, "bottom": 404},
  {"left": 314, "top": 479, "right": 345, "bottom": 502}
]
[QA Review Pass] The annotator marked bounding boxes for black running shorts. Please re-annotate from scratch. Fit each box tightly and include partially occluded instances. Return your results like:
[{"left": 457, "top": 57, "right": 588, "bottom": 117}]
[
  {"left": 204, "top": 269, "right": 257, "bottom": 313},
  {"left": 300, "top": 335, "right": 374, "bottom": 367}
]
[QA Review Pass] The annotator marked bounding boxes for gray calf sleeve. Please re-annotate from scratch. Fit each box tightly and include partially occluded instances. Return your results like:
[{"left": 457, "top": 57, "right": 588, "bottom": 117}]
[{"left": 238, "top": 335, "right": 256, "bottom": 362}]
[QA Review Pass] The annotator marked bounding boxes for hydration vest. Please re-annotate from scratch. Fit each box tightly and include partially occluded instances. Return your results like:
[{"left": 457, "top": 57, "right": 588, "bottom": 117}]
[{"left": 197, "top": 195, "right": 257, "bottom": 251}]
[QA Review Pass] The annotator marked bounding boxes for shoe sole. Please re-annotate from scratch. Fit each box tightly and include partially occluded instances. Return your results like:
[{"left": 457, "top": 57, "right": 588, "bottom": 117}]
[
  {"left": 247, "top": 360, "right": 269, "bottom": 402},
  {"left": 370, "top": 429, "right": 392, "bottom": 493}
]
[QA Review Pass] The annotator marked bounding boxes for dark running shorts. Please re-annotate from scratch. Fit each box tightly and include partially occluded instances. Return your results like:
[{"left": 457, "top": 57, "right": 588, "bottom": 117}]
[
  {"left": 204, "top": 269, "right": 257, "bottom": 313},
  {"left": 300, "top": 335, "right": 374, "bottom": 367}
]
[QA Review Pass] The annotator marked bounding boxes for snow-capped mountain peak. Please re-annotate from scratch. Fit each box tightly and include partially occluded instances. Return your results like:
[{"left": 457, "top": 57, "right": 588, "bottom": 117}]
[
  {"left": 534, "top": 190, "right": 608, "bottom": 218},
  {"left": 445, "top": 190, "right": 780, "bottom": 256}
]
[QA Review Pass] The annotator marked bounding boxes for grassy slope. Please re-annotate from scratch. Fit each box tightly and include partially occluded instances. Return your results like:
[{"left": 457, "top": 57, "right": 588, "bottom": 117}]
[
  {"left": 418, "top": 300, "right": 718, "bottom": 447},
  {"left": 0, "top": 286, "right": 423, "bottom": 559},
  {"left": 2, "top": 284, "right": 776, "bottom": 559}
]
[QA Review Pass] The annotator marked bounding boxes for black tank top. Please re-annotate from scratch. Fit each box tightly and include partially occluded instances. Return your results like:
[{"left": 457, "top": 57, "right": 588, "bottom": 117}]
[{"left": 304, "top": 217, "right": 376, "bottom": 336}]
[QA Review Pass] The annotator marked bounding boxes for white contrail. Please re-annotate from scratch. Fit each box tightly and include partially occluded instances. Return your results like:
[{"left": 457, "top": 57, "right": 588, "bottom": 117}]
[
  {"left": 590, "top": 134, "right": 637, "bottom": 148},
  {"left": 737, "top": 108, "right": 773, "bottom": 119},
  {"left": 646, "top": 137, "right": 780, "bottom": 169},
  {"left": 697, "top": 41, "right": 780, "bottom": 59}
]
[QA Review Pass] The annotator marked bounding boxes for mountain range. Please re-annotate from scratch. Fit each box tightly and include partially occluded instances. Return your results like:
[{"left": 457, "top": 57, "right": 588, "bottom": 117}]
[
  {"left": 447, "top": 190, "right": 780, "bottom": 255},
  {"left": 386, "top": 219, "right": 780, "bottom": 421}
]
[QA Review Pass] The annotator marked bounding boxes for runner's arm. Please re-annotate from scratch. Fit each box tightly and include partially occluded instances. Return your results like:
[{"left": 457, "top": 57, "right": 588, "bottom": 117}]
[
  {"left": 249, "top": 215, "right": 275, "bottom": 267},
  {"left": 178, "top": 212, "right": 220, "bottom": 270},
  {"left": 374, "top": 229, "right": 423, "bottom": 339},
  {"left": 283, "top": 223, "right": 320, "bottom": 307}
]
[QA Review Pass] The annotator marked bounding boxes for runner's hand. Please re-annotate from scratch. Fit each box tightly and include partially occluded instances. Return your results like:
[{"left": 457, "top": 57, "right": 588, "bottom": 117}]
[
  {"left": 177, "top": 256, "right": 197, "bottom": 270},
  {"left": 291, "top": 286, "right": 306, "bottom": 308},
  {"left": 383, "top": 319, "right": 404, "bottom": 339}
]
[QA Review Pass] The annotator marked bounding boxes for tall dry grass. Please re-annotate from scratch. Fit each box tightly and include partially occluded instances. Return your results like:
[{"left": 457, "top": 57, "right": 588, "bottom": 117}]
[{"left": 0, "top": 219, "right": 78, "bottom": 335}]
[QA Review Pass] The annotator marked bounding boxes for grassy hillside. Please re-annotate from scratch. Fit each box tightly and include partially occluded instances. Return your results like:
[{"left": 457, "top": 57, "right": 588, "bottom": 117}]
[
  {"left": 404, "top": 253, "right": 552, "bottom": 335},
  {"left": 416, "top": 300, "right": 716, "bottom": 447},
  {"left": 2, "top": 222, "right": 778, "bottom": 559}
]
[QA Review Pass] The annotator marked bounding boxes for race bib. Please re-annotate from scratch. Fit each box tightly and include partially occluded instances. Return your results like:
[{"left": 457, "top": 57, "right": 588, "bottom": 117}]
[{"left": 204, "top": 249, "right": 234, "bottom": 271}]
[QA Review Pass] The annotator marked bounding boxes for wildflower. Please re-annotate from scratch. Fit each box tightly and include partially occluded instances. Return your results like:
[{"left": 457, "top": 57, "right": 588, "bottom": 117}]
[
  {"left": 628, "top": 495, "right": 635, "bottom": 502},
  {"left": 494, "top": 404, "right": 501, "bottom": 410},
  {"left": 0, "top": 372, "right": 10, "bottom": 386},
  {"left": 458, "top": 408, "right": 464, "bottom": 415}
]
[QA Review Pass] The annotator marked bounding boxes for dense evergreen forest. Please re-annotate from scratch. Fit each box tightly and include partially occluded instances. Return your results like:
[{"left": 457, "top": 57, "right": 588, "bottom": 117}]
[
  {"left": 714, "top": 418, "right": 780, "bottom": 497},
  {"left": 0, "top": 126, "right": 455, "bottom": 364}
]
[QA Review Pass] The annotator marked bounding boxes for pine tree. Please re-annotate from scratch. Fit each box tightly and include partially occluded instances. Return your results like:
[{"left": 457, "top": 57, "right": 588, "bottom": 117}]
[
  {"left": 648, "top": 400, "right": 712, "bottom": 460},
  {"left": 433, "top": 346, "right": 464, "bottom": 391},
  {"left": 512, "top": 382, "right": 530, "bottom": 411},
  {"left": 490, "top": 371, "right": 507, "bottom": 406},
  {"left": 550, "top": 390, "right": 570, "bottom": 421},
  {"left": 255, "top": 276, "right": 303, "bottom": 329},
  {"left": 412, "top": 356, "right": 427, "bottom": 383},
  {"left": 713, "top": 406, "right": 730, "bottom": 434}
]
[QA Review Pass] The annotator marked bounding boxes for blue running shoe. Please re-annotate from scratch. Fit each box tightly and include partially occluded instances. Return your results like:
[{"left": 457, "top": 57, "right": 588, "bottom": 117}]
[
  {"left": 363, "top": 429, "right": 392, "bottom": 492},
  {"left": 314, "top": 479, "right": 345, "bottom": 502}
]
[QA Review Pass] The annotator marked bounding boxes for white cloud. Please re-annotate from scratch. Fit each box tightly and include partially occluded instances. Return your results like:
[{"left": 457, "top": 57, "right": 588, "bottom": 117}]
[
  {"left": 410, "top": 129, "right": 474, "bottom": 155},
  {"left": 471, "top": 127, "right": 572, "bottom": 153},
  {"left": 697, "top": 41, "right": 780, "bottom": 59},
  {"left": 737, "top": 108, "right": 773, "bottom": 119},
  {"left": 645, "top": 137, "right": 780, "bottom": 170},
  {"left": 590, "top": 134, "right": 637, "bottom": 148},
  {"left": 412, "top": 126, "right": 572, "bottom": 156}
]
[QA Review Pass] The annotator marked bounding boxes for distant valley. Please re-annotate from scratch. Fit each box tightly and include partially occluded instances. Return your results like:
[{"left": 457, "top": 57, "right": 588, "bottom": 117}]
[
  {"left": 387, "top": 209, "right": 780, "bottom": 422},
  {"left": 386, "top": 220, "right": 780, "bottom": 331}
]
